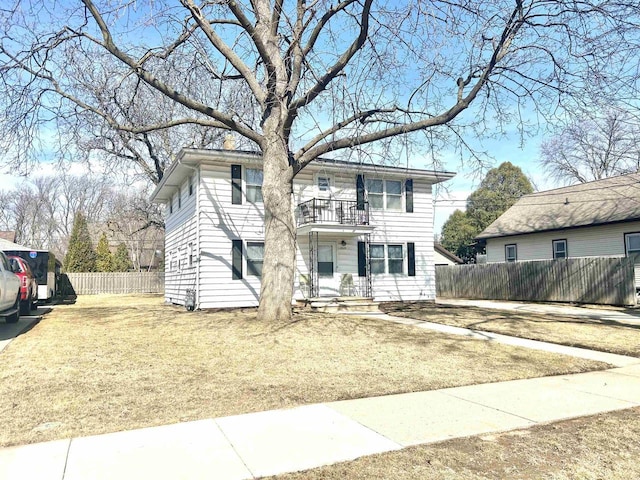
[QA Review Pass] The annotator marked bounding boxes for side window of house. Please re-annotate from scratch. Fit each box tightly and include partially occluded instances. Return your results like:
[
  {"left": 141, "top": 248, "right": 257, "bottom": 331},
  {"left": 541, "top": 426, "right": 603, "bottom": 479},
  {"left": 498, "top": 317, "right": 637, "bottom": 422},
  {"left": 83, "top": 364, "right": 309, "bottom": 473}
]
[
  {"left": 505, "top": 244, "right": 517, "bottom": 262},
  {"left": 625, "top": 233, "right": 640, "bottom": 262},
  {"left": 365, "top": 179, "right": 402, "bottom": 211},
  {"left": 246, "top": 168, "right": 263, "bottom": 203},
  {"left": 169, "top": 197, "right": 173, "bottom": 214},
  {"left": 189, "top": 175, "right": 194, "bottom": 196},
  {"left": 178, "top": 187, "right": 182, "bottom": 209},
  {"left": 246, "top": 242, "right": 264, "bottom": 277},
  {"left": 552, "top": 239, "right": 567, "bottom": 259}
]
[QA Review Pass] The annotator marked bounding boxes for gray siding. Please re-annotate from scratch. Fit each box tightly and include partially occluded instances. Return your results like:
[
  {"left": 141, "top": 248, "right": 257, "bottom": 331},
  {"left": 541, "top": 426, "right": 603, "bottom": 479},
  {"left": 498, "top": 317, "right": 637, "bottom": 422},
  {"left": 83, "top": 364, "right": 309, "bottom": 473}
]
[{"left": 486, "top": 221, "right": 640, "bottom": 263}]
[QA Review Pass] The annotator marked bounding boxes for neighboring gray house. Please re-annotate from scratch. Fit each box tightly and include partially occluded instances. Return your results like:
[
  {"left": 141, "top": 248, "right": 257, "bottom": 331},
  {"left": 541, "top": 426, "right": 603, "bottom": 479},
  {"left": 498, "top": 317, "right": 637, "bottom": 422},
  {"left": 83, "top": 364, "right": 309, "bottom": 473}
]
[
  {"left": 150, "top": 148, "right": 455, "bottom": 309},
  {"left": 476, "top": 173, "right": 640, "bottom": 264}
]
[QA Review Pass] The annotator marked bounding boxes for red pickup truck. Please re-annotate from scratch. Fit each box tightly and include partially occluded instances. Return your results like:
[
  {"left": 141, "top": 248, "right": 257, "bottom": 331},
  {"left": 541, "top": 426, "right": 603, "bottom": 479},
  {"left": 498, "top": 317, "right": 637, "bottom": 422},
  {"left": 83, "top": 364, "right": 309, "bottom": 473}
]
[{"left": 8, "top": 255, "right": 38, "bottom": 315}]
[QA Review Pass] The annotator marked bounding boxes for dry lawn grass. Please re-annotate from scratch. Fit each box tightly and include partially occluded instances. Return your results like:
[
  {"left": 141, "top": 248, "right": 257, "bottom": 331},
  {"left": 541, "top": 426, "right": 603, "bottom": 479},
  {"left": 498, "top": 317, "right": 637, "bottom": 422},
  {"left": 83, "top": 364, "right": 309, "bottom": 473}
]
[
  {"left": 272, "top": 406, "right": 640, "bottom": 480},
  {"left": 381, "top": 302, "right": 640, "bottom": 357},
  {"left": 0, "top": 295, "right": 607, "bottom": 447}
]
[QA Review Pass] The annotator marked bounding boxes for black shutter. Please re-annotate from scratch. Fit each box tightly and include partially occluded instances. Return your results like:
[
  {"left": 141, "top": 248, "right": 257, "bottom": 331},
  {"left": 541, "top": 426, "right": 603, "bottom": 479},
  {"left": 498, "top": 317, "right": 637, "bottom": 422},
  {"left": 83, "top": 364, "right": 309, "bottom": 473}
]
[
  {"left": 356, "top": 174, "right": 365, "bottom": 210},
  {"left": 232, "top": 240, "right": 243, "bottom": 279},
  {"left": 358, "top": 241, "right": 367, "bottom": 277},
  {"left": 231, "top": 164, "right": 242, "bottom": 205},
  {"left": 405, "top": 179, "right": 413, "bottom": 213},
  {"left": 407, "top": 242, "right": 416, "bottom": 277}
]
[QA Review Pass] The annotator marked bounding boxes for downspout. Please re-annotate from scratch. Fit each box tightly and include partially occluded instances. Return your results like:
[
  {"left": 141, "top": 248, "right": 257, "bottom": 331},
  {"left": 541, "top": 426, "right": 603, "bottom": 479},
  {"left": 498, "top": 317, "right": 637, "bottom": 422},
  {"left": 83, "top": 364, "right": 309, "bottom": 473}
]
[{"left": 195, "top": 165, "right": 201, "bottom": 310}]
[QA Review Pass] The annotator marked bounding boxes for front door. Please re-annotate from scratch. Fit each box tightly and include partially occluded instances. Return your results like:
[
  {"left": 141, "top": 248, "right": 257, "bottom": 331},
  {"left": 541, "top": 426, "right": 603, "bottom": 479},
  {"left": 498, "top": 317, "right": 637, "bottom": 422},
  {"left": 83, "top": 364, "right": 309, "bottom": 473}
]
[{"left": 317, "top": 243, "right": 338, "bottom": 296}]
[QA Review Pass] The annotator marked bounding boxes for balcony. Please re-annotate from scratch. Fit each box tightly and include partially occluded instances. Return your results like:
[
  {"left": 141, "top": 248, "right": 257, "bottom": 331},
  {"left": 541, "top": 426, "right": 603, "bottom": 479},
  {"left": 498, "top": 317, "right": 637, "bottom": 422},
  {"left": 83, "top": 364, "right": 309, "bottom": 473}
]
[
  {"left": 296, "top": 198, "right": 369, "bottom": 226},
  {"left": 296, "top": 198, "right": 374, "bottom": 235}
]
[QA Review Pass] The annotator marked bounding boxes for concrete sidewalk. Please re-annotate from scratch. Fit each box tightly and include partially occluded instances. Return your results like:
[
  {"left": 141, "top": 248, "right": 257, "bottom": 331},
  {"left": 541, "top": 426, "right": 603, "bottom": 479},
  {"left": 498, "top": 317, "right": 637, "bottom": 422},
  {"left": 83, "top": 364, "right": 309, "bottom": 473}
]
[
  {"left": 2, "top": 363, "right": 639, "bottom": 480},
  {"left": 437, "top": 298, "right": 640, "bottom": 325},
  {"left": 2, "top": 313, "right": 640, "bottom": 480}
]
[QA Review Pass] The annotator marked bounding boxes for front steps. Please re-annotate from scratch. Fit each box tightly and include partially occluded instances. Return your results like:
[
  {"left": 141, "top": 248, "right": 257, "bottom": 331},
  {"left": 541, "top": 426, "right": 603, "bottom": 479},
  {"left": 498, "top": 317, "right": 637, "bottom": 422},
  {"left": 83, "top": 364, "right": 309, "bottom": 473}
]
[{"left": 296, "top": 296, "right": 380, "bottom": 313}]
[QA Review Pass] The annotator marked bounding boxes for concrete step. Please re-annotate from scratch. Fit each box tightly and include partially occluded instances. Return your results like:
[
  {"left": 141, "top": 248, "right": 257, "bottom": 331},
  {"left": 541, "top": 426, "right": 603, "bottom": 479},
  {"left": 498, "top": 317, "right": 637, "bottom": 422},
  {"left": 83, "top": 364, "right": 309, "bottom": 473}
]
[{"left": 303, "top": 297, "right": 380, "bottom": 313}]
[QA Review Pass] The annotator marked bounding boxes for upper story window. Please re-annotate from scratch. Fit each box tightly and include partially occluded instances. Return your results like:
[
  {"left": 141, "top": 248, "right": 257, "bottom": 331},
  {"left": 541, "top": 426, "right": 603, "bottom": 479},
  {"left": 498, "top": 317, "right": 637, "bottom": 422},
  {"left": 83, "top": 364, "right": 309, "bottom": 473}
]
[
  {"left": 552, "top": 239, "right": 567, "bottom": 259},
  {"left": 169, "top": 197, "right": 173, "bottom": 214},
  {"left": 178, "top": 187, "right": 182, "bottom": 209},
  {"left": 317, "top": 175, "right": 332, "bottom": 195},
  {"left": 189, "top": 175, "right": 194, "bottom": 196},
  {"left": 625, "top": 233, "right": 640, "bottom": 261},
  {"left": 246, "top": 168, "right": 263, "bottom": 203},
  {"left": 505, "top": 244, "right": 517, "bottom": 262},
  {"left": 366, "top": 179, "right": 402, "bottom": 211}
]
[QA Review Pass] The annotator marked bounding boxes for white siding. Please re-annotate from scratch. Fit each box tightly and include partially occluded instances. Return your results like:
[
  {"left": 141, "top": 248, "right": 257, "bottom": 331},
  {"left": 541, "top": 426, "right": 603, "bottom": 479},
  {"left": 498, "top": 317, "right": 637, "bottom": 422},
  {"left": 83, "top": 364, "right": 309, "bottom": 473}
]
[
  {"left": 162, "top": 155, "right": 442, "bottom": 308},
  {"left": 486, "top": 221, "right": 640, "bottom": 263},
  {"left": 164, "top": 174, "right": 198, "bottom": 306},
  {"left": 197, "top": 163, "right": 265, "bottom": 309}
]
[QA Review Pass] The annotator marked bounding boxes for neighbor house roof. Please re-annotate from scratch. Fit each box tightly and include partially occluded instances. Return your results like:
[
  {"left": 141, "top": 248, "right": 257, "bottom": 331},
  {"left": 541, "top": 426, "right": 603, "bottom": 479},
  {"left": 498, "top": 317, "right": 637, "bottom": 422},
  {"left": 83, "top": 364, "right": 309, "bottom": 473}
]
[
  {"left": 434, "top": 243, "right": 462, "bottom": 264},
  {"left": 0, "top": 231, "right": 16, "bottom": 242},
  {"left": 150, "top": 148, "right": 456, "bottom": 203},
  {"left": 0, "top": 238, "right": 46, "bottom": 253},
  {"left": 477, "top": 173, "right": 640, "bottom": 240}
]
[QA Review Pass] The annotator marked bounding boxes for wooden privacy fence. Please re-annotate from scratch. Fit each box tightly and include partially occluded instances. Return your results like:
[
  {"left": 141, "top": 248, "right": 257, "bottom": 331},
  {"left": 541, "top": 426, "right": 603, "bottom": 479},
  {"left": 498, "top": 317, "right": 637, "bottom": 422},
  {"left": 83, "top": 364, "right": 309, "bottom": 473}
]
[
  {"left": 64, "top": 272, "right": 165, "bottom": 295},
  {"left": 436, "top": 257, "right": 636, "bottom": 306}
]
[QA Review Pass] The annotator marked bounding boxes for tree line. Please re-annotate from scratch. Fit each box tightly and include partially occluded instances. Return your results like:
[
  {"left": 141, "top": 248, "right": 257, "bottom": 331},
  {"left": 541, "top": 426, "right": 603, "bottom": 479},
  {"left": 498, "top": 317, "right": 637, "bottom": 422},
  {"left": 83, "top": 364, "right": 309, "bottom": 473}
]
[{"left": 0, "top": 173, "right": 163, "bottom": 271}]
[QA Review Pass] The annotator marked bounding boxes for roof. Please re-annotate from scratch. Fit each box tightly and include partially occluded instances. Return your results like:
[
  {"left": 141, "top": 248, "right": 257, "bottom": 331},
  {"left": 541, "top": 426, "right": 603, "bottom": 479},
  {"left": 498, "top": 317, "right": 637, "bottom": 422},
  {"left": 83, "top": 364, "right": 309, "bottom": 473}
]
[
  {"left": 0, "top": 238, "right": 47, "bottom": 253},
  {"left": 150, "top": 148, "right": 456, "bottom": 203},
  {"left": 434, "top": 243, "right": 463, "bottom": 264},
  {"left": 477, "top": 173, "right": 640, "bottom": 240},
  {"left": 0, "top": 231, "right": 16, "bottom": 242}
]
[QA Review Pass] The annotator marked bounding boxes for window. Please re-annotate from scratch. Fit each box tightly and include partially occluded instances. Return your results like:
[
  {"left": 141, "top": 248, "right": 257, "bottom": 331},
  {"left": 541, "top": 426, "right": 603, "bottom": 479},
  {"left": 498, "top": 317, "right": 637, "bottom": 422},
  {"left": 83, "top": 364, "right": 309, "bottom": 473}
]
[
  {"left": 370, "top": 244, "right": 404, "bottom": 274},
  {"left": 505, "top": 244, "right": 517, "bottom": 262},
  {"left": 188, "top": 243, "right": 194, "bottom": 268},
  {"left": 189, "top": 176, "right": 194, "bottom": 196},
  {"left": 625, "top": 233, "right": 640, "bottom": 262},
  {"left": 388, "top": 245, "right": 403, "bottom": 274},
  {"left": 366, "top": 179, "right": 384, "bottom": 209},
  {"left": 246, "top": 168, "right": 263, "bottom": 203},
  {"left": 366, "top": 179, "right": 402, "bottom": 210},
  {"left": 386, "top": 181, "right": 402, "bottom": 210},
  {"left": 370, "top": 244, "right": 385, "bottom": 274},
  {"left": 317, "top": 175, "right": 331, "bottom": 193},
  {"left": 169, "top": 197, "right": 173, "bottom": 214},
  {"left": 553, "top": 239, "right": 567, "bottom": 259},
  {"left": 178, "top": 188, "right": 182, "bottom": 209},
  {"left": 247, "top": 242, "right": 264, "bottom": 277}
]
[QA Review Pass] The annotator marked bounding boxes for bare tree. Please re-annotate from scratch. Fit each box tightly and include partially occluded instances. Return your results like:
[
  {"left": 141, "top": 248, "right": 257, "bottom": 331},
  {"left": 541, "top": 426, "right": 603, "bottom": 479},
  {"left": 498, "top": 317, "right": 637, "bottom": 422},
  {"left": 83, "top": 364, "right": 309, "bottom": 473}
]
[
  {"left": 2, "top": 1, "right": 639, "bottom": 321},
  {"left": 540, "top": 109, "right": 640, "bottom": 184}
]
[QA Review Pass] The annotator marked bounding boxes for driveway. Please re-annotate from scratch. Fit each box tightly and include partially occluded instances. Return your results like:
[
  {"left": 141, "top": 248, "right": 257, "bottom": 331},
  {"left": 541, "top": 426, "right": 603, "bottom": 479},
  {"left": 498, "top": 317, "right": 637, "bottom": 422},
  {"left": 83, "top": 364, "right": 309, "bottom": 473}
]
[
  {"left": 437, "top": 298, "right": 640, "bottom": 325},
  {"left": 0, "top": 310, "right": 42, "bottom": 353}
]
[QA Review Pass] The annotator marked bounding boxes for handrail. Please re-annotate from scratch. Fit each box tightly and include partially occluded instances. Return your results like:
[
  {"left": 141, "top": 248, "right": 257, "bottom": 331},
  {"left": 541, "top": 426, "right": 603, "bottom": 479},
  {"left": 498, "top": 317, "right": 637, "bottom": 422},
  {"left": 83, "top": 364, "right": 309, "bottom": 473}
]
[{"left": 296, "top": 198, "right": 369, "bottom": 226}]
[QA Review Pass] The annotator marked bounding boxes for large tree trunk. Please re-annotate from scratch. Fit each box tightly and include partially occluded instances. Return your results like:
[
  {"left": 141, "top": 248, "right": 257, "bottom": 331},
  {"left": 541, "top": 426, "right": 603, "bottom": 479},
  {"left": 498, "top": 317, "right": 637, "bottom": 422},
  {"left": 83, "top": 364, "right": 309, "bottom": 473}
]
[{"left": 257, "top": 137, "right": 296, "bottom": 322}]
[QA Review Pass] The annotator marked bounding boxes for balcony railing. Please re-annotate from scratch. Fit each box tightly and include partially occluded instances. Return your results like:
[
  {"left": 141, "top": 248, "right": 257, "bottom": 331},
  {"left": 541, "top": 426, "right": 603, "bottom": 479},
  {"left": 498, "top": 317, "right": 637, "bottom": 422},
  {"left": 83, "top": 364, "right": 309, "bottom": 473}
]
[{"left": 296, "top": 198, "right": 369, "bottom": 226}]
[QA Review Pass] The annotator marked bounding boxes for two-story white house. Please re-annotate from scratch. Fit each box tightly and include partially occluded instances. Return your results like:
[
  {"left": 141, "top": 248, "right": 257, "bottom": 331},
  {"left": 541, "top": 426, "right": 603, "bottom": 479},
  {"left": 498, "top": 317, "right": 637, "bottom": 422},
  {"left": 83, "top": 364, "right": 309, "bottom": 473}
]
[{"left": 150, "top": 148, "right": 455, "bottom": 309}]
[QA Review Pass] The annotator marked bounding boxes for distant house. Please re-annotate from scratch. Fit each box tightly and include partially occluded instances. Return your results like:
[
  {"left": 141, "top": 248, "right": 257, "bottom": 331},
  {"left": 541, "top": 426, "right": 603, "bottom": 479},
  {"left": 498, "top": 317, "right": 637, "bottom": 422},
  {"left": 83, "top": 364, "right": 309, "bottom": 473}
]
[
  {"left": 476, "top": 173, "right": 640, "bottom": 264},
  {"left": 434, "top": 243, "right": 462, "bottom": 266},
  {"left": 150, "top": 148, "right": 455, "bottom": 309}
]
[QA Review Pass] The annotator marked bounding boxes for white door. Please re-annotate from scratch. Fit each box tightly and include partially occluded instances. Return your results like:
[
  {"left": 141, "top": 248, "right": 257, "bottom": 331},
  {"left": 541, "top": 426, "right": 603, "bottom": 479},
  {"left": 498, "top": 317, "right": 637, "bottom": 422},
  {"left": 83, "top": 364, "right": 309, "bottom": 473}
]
[{"left": 317, "top": 243, "right": 339, "bottom": 296}]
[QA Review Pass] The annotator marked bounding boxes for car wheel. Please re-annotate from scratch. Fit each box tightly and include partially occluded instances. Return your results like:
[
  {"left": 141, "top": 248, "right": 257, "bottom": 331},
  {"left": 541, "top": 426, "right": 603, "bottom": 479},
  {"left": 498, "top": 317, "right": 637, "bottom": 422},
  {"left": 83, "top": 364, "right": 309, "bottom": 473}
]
[
  {"left": 6, "top": 294, "right": 20, "bottom": 323},
  {"left": 20, "top": 293, "right": 31, "bottom": 316}
]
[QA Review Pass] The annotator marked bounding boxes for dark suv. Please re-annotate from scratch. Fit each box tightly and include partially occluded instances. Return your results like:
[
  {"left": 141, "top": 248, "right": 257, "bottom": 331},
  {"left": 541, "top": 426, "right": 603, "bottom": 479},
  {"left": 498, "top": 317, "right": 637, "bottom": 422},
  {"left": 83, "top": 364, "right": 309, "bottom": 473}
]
[{"left": 9, "top": 256, "right": 38, "bottom": 315}]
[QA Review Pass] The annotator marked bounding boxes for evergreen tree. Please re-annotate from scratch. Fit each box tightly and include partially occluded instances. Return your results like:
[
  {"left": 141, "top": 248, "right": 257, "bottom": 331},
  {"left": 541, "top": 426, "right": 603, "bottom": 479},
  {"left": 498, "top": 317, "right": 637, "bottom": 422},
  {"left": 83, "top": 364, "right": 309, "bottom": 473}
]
[
  {"left": 64, "top": 212, "right": 97, "bottom": 272},
  {"left": 112, "top": 243, "right": 133, "bottom": 272},
  {"left": 440, "top": 162, "right": 533, "bottom": 263},
  {"left": 95, "top": 232, "right": 115, "bottom": 272},
  {"left": 440, "top": 210, "right": 478, "bottom": 263}
]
